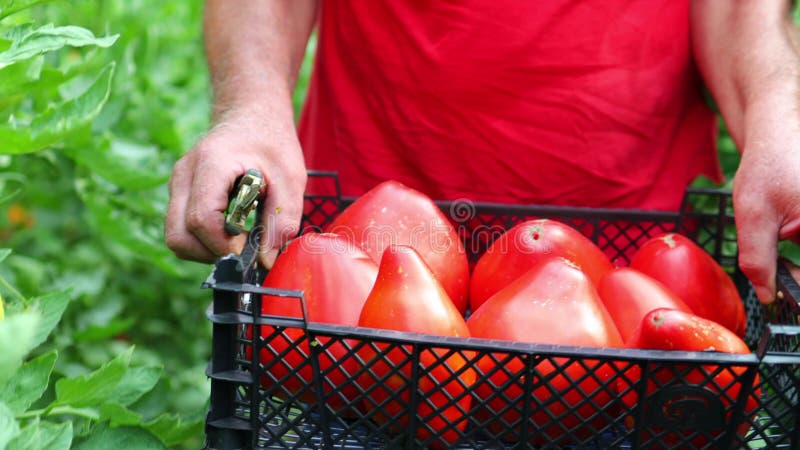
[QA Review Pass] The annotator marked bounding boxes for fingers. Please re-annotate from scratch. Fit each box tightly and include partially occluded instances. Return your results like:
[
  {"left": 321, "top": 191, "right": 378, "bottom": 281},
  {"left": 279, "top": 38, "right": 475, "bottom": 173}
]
[
  {"left": 165, "top": 147, "right": 248, "bottom": 263},
  {"left": 165, "top": 154, "right": 218, "bottom": 262},
  {"left": 778, "top": 217, "right": 800, "bottom": 244},
  {"left": 780, "top": 257, "right": 800, "bottom": 285},
  {"left": 186, "top": 150, "right": 250, "bottom": 258},
  {"left": 257, "top": 171, "right": 307, "bottom": 269},
  {"left": 735, "top": 198, "right": 779, "bottom": 305}
]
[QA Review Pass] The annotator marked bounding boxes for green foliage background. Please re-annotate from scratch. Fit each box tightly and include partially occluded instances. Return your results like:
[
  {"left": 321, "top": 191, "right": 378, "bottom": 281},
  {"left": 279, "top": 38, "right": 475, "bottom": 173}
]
[
  {"left": 0, "top": 1, "right": 317, "bottom": 448},
  {"left": 0, "top": 1, "right": 766, "bottom": 449}
]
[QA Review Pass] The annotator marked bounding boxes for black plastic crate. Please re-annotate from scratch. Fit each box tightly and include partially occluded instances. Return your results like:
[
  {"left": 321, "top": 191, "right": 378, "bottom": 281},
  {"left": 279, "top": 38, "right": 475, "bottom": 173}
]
[{"left": 203, "top": 173, "right": 800, "bottom": 449}]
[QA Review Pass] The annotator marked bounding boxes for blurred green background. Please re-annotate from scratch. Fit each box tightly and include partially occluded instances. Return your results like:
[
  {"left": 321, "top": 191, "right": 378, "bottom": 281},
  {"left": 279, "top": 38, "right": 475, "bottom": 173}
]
[{"left": 0, "top": 1, "right": 763, "bottom": 449}]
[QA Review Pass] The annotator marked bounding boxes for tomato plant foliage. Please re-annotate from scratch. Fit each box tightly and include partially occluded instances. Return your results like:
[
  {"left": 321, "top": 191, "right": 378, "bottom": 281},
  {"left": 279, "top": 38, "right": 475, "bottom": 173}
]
[{"left": 0, "top": 1, "right": 226, "bottom": 448}]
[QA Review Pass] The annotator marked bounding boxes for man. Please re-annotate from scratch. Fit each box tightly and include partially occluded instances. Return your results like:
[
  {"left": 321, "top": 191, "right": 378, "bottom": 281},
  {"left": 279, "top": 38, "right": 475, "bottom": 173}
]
[{"left": 165, "top": 0, "right": 800, "bottom": 305}]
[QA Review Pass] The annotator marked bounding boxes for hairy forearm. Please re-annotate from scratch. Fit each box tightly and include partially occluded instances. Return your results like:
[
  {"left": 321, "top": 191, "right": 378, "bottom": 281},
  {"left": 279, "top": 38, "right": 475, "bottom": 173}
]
[
  {"left": 691, "top": 0, "right": 800, "bottom": 148},
  {"left": 203, "top": 0, "right": 318, "bottom": 122}
]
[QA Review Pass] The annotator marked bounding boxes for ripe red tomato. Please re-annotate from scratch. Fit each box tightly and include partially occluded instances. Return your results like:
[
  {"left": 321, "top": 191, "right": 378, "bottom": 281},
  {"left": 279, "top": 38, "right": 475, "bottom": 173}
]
[
  {"left": 357, "top": 245, "right": 475, "bottom": 448},
  {"left": 596, "top": 267, "right": 693, "bottom": 343},
  {"left": 325, "top": 180, "right": 470, "bottom": 314},
  {"left": 629, "top": 233, "right": 747, "bottom": 337},
  {"left": 620, "top": 308, "right": 759, "bottom": 447},
  {"left": 252, "top": 232, "right": 378, "bottom": 413},
  {"left": 467, "top": 257, "right": 623, "bottom": 445},
  {"left": 469, "top": 219, "right": 613, "bottom": 312}
]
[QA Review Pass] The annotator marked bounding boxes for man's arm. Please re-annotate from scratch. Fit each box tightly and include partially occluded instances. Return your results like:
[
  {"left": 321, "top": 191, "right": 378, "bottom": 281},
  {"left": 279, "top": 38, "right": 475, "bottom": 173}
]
[
  {"left": 204, "top": 1, "right": 317, "bottom": 121},
  {"left": 166, "top": 1, "right": 318, "bottom": 267},
  {"left": 691, "top": 0, "right": 800, "bottom": 303}
]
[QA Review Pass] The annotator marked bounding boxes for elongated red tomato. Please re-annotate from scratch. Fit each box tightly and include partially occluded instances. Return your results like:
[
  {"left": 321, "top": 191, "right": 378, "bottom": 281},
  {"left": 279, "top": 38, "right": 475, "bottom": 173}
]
[
  {"left": 467, "top": 257, "right": 623, "bottom": 446},
  {"left": 357, "top": 245, "right": 474, "bottom": 449},
  {"left": 325, "top": 180, "right": 470, "bottom": 314},
  {"left": 469, "top": 219, "right": 613, "bottom": 312},
  {"left": 253, "top": 232, "right": 378, "bottom": 413},
  {"left": 596, "top": 267, "right": 693, "bottom": 343},
  {"left": 630, "top": 233, "right": 747, "bottom": 337},
  {"left": 620, "top": 308, "right": 759, "bottom": 448}
]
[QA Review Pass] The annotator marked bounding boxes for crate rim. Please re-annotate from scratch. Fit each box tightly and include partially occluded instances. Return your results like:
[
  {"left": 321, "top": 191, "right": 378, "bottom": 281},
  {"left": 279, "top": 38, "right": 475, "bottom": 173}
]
[
  {"left": 244, "top": 316, "right": 789, "bottom": 365},
  {"left": 332, "top": 186, "right": 735, "bottom": 222}
]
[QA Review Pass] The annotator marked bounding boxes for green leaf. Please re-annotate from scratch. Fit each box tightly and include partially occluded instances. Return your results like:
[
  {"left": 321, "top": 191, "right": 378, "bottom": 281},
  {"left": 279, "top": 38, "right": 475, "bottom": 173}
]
[
  {"left": 7, "top": 420, "right": 72, "bottom": 450},
  {"left": 80, "top": 186, "right": 182, "bottom": 277},
  {"left": 5, "top": 254, "right": 47, "bottom": 297},
  {"left": 74, "top": 318, "right": 134, "bottom": 342},
  {"left": 114, "top": 365, "right": 163, "bottom": 407},
  {"left": 53, "top": 347, "right": 132, "bottom": 408},
  {"left": 31, "top": 62, "right": 113, "bottom": 137},
  {"left": 0, "top": 23, "right": 117, "bottom": 68},
  {"left": 0, "top": 402, "right": 20, "bottom": 450},
  {"left": 67, "top": 138, "right": 170, "bottom": 190},
  {"left": 144, "top": 413, "right": 205, "bottom": 448},
  {"left": 0, "top": 311, "right": 39, "bottom": 384},
  {"left": 99, "top": 403, "right": 141, "bottom": 428},
  {"left": 0, "top": 62, "right": 114, "bottom": 155},
  {"left": 73, "top": 424, "right": 165, "bottom": 450},
  {"left": 0, "top": 0, "right": 54, "bottom": 21},
  {"left": 0, "top": 49, "right": 109, "bottom": 111},
  {"left": 0, "top": 54, "right": 43, "bottom": 99},
  {"left": 57, "top": 265, "right": 108, "bottom": 300},
  {"left": 0, "top": 248, "right": 10, "bottom": 264},
  {"left": 0, "top": 350, "right": 57, "bottom": 414},
  {"left": 28, "top": 290, "right": 70, "bottom": 349}
]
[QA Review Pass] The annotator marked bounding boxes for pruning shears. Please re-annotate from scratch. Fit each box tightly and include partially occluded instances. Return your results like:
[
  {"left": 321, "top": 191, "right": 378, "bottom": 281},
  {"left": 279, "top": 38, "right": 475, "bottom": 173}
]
[{"left": 224, "top": 168, "right": 264, "bottom": 236}]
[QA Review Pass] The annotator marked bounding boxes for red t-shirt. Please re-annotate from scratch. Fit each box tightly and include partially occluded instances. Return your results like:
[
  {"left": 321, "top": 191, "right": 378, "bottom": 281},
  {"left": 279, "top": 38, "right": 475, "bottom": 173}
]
[{"left": 298, "top": 0, "right": 722, "bottom": 210}]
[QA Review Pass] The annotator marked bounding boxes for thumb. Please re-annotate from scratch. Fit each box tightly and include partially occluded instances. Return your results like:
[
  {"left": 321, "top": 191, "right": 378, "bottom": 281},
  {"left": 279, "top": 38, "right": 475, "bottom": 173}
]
[{"left": 736, "top": 210, "right": 778, "bottom": 304}]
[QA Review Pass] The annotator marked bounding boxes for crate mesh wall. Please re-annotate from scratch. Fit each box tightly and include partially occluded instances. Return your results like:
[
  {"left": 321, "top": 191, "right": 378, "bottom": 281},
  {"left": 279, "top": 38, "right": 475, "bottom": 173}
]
[{"left": 204, "top": 175, "right": 799, "bottom": 450}]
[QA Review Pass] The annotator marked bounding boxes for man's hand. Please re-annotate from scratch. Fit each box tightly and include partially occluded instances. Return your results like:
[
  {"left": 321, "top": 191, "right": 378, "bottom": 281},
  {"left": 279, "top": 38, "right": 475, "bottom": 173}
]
[
  {"left": 691, "top": 0, "right": 800, "bottom": 303},
  {"left": 733, "top": 96, "right": 800, "bottom": 303},
  {"left": 165, "top": 0, "right": 316, "bottom": 267},
  {"left": 165, "top": 111, "right": 307, "bottom": 268}
]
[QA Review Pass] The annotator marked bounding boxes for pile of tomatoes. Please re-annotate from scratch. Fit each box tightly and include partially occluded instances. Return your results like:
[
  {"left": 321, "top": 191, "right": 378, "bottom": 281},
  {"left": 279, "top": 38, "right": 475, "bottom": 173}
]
[{"left": 254, "top": 180, "right": 758, "bottom": 448}]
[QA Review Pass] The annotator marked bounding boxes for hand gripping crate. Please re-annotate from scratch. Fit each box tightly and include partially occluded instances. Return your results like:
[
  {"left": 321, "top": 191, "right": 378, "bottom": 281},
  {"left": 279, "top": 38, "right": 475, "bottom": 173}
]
[{"left": 202, "top": 173, "right": 800, "bottom": 450}]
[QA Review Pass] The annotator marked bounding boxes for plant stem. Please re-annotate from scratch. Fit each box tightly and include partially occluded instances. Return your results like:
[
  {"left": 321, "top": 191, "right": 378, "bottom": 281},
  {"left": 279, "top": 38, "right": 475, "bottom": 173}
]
[
  {"left": 17, "top": 405, "right": 100, "bottom": 421},
  {"left": 48, "top": 405, "right": 101, "bottom": 420},
  {"left": 0, "top": 274, "right": 26, "bottom": 304},
  {"left": 15, "top": 408, "right": 44, "bottom": 419}
]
